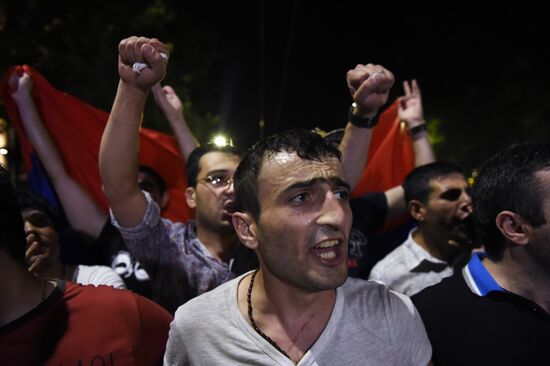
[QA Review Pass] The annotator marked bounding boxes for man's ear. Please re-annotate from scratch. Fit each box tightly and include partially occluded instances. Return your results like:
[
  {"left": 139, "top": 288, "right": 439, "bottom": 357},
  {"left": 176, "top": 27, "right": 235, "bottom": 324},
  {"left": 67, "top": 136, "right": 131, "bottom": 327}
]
[
  {"left": 408, "top": 200, "right": 426, "bottom": 221},
  {"left": 232, "top": 212, "right": 259, "bottom": 250},
  {"left": 159, "top": 191, "right": 170, "bottom": 210},
  {"left": 495, "top": 211, "right": 529, "bottom": 246},
  {"left": 185, "top": 187, "right": 197, "bottom": 209}
]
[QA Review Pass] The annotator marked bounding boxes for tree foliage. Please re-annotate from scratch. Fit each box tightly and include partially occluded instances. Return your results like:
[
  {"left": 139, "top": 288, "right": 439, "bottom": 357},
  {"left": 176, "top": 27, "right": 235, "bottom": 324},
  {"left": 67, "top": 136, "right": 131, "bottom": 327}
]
[{"left": 0, "top": 0, "right": 224, "bottom": 143}]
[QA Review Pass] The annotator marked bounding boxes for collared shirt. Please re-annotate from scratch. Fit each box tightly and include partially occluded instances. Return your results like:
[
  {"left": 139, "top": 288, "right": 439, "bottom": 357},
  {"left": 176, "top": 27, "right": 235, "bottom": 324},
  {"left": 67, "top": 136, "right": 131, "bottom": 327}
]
[
  {"left": 110, "top": 191, "right": 236, "bottom": 313},
  {"left": 462, "top": 252, "right": 504, "bottom": 296},
  {"left": 369, "top": 228, "right": 453, "bottom": 296},
  {"left": 411, "top": 251, "right": 550, "bottom": 366},
  {"left": 463, "top": 252, "right": 550, "bottom": 318}
]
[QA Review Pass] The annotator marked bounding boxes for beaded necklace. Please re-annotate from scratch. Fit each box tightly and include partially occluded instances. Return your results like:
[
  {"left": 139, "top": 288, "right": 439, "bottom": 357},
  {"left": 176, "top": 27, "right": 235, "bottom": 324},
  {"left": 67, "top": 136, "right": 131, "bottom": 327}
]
[{"left": 247, "top": 270, "right": 291, "bottom": 360}]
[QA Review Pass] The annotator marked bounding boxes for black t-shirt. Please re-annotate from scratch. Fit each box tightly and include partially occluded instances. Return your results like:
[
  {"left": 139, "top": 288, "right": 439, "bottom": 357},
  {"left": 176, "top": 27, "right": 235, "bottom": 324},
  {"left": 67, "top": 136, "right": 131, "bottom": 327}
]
[
  {"left": 348, "top": 192, "right": 388, "bottom": 279},
  {"left": 231, "top": 241, "right": 259, "bottom": 275},
  {"left": 349, "top": 192, "right": 415, "bottom": 279},
  {"left": 412, "top": 271, "right": 550, "bottom": 365},
  {"left": 92, "top": 221, "right": 154, "bottom": 299}
]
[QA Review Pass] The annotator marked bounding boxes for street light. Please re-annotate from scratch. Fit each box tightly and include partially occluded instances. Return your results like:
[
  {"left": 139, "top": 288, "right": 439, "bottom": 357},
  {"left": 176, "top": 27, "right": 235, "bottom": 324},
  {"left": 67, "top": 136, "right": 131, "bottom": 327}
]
[{"left": 212, "top": 134, "right": 233, "bottom": 147}]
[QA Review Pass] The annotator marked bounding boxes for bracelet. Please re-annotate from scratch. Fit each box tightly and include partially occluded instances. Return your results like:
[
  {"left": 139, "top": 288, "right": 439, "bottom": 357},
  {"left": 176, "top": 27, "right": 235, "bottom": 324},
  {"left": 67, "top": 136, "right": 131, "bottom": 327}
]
[
  {"left": 347, "top": 104, "right": 379, "bottom": 129},
  {"left": 408, "top": 124, "right": 428, "bottom": 136}
]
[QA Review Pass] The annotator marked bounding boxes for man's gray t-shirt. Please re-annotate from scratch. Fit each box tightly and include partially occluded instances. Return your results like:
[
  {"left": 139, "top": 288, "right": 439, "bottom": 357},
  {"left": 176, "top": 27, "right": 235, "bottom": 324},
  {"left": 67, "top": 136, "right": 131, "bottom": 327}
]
[{"left": 164, "top": 273, "right": 431, "bottom": 365}]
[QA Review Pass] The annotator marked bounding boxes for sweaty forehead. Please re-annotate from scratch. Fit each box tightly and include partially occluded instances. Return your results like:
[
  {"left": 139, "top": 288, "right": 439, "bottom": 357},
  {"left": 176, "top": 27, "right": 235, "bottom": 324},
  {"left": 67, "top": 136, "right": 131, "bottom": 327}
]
[{"left": 258, "top": 151, "right": 344, "bottom": 193}]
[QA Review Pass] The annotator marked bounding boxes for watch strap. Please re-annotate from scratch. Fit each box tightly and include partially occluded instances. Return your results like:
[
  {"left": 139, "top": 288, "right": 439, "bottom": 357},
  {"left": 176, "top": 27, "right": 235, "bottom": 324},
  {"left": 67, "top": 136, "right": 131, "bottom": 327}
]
[
  {"left": 347, "top": 104, "right": 380, "bottom": 129},
  {"left": 408, "top": 124, "right": 428, "bottom": 136}
]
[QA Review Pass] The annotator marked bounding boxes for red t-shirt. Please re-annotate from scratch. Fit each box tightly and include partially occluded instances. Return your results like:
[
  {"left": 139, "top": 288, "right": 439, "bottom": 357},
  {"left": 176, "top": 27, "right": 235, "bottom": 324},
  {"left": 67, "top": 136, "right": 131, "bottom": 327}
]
[{"left": 0, "top": 281, "right": 172, "bottom": 365}]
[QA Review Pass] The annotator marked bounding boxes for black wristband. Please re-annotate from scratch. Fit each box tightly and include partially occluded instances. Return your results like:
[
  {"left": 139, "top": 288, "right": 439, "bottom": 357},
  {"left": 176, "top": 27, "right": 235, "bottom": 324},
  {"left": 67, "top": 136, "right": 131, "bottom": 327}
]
[
  {"left": 347, "top": 104, "right": 379, "bottom": 129},
  {"left": 408, "top": 124, "right": 428, "bottom": 136}
]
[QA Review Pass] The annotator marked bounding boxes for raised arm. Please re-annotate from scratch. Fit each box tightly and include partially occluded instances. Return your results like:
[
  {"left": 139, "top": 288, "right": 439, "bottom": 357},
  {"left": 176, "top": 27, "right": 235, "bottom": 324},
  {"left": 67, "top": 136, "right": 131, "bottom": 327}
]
[
  {"left": 9, "top": 71, "right": 106, "bottom": 238},
  {"left": 152, "top": 83, "right": 198, "bottom": 160},
  {"left": 99, "top": 36, "right": 169, "bottom": 227},
  {"left": 385, "top": 79, "right": 436, "bottom": 219},
  {"left": 339, "top": 64, "right": 395, "bottom": 189},
  {"left": 398, "top": 79, "right": 435, "bottom": 167}
]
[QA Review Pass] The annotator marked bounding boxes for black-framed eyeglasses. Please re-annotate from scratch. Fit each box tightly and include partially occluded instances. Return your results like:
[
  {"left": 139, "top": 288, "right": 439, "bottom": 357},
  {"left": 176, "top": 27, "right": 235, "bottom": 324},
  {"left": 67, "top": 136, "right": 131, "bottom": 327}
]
[{"left": 199, "top": 174, "right": 234, "bottom": 188}]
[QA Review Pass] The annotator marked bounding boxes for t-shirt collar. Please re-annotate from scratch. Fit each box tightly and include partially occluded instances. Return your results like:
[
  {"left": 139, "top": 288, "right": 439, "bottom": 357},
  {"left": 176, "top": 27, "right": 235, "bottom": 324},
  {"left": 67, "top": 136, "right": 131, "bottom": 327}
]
[{"left": 462, "top": 252, "right": 504, "bottom": 296}]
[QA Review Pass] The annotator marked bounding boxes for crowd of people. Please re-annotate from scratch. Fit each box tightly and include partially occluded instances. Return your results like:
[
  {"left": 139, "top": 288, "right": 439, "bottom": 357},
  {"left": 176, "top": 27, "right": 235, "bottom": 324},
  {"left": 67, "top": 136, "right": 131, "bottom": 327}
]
[{"left": 1, "top": 36, "right": 549, "bottom": 365}]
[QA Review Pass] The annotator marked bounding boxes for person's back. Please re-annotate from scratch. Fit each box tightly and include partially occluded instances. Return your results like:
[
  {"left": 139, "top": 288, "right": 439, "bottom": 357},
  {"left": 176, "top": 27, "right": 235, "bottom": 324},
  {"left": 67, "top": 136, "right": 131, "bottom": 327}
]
[
  {"left": 0, "top": 281, "right": 171, "bottom": 365},
  {"left": 0, "top": 164, "right": 172, "bottom": 365},
  {"left": 413, "top": 253, "right": 550, "bottom": 365}
]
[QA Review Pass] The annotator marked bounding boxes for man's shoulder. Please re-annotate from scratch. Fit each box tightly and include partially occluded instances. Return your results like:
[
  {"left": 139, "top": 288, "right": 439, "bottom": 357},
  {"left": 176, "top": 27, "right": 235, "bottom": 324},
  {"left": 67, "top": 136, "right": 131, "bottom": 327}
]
[
  {"left": 411, "top": 270, "right": 467, "bottom": 310},
  {"left": 65, "top": 281, "right": 138, "bottom": 304},
  {"left": 64, "top": 282, "right": 171, "bottom": 324},
  {"left": 173, "top": 275, "right": 240, "bottom": 322},
  {"left": 342, "top": 277, "right": 415, "bottom": 314},
  {"left": 339, "top": 278, "right": 429, "bottom": 353},
  {"left": 369, "top": 242, "right": 412, "bottom": 278}
]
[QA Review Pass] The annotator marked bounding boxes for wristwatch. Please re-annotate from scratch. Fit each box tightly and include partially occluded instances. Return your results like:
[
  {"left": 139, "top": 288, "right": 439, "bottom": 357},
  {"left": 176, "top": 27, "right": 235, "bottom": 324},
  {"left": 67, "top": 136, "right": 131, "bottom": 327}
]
[
  {"left": 408, "top": 124, "right": 428, "bottom": 136},
  {"left": 347, "top": 103, "right": 379, "bottom": 129}
]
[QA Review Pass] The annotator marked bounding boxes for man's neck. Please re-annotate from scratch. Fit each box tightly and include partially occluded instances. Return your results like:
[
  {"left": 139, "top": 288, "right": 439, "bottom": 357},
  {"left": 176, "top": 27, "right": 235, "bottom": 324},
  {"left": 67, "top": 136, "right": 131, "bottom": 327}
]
[
  {"left": 0, "top": 257, "right": 53, "bottom": 326},
  {"left": 195, "top": 223, "right": 237, "bottom": 263},
  {"left": 483, "top": 249, "right": 550, "bottom": 313},
  {"left": 237, "top": 269, "right": 336, "bottom": 363},
  {"left": 37, "top": 260, "right": 75, "bottom": 282},
  {"left": 414, "top": 226, "right": 458, "bottom": 263}
]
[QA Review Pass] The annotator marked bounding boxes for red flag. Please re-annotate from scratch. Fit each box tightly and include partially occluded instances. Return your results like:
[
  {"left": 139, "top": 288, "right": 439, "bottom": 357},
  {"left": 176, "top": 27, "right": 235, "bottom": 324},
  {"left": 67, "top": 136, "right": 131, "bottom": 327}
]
[{"left": 1, "top": 66, "right": 191, "bottom": 223}]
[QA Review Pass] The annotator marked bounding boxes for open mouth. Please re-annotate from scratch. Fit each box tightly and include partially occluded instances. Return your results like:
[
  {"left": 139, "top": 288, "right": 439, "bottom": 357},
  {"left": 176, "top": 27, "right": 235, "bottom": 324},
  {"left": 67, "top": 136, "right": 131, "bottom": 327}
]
[
  {"left": 310, "top": 239, "right": 342, "bottom": 262},
  {"left": 222, "top": 201, "right": 236, "bottom": 214}
]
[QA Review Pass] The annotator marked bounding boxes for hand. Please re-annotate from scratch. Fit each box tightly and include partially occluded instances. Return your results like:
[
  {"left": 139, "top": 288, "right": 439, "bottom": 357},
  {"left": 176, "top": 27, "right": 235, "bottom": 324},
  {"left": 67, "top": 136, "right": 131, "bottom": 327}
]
[
  {"left": 346, "top": 63, "right": 395, "bottom": 117},
  {"left": 152, "top": 83, "right": 184, "bottom": 122},
  {"left": 117, "top": 36, "right": 169, "bottom": 91},
  {"left": 8, "top": 68, "right": 34, "bottom": 103},
  {"left": 398, "top": 80, "right": 425, "bottom": 128},
  {"left": 25, "top": 232, "right": 50, "bottom": 275}
]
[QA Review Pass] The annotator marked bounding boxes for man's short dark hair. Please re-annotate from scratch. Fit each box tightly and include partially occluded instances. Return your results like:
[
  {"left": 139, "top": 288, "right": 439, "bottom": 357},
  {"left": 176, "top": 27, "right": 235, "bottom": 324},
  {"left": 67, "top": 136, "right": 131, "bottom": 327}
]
[
  {"left": 16, "top": 190, "right": 61, "bottom": 233},
  {"left": 473, "top": 144, "right": 550, "bottom": 260},
  {"left": 235, "top": 129, "right": 342, "bottom": 219},
  {"left": 186, "top": 144, "right": 241, "bottom": 187},
  {"left": 0, "top": 165, "right": 26, "bottom": 265},
  {"left": 403, "top": 161, "right": 465, "bottom": 205},
  {"left": 139, "top": 165, "right": 167, "bottom": 196}
]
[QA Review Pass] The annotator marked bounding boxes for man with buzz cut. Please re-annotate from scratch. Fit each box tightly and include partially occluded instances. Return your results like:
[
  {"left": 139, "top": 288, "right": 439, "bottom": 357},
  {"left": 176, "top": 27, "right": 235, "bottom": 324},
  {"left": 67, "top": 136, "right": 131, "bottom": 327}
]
[
  {"left": 369, "top": 161, "right": 475, "bottom": 296},
  {"left": 164, "top": 128, "right": 432, "bottom": 365}
]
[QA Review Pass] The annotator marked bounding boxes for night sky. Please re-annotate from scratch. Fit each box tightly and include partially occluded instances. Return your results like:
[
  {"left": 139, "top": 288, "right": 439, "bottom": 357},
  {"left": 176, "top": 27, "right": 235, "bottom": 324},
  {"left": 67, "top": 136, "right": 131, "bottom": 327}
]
[
  {"left": 185, "top": 2, "right": 550, "bottom": 170},
  {"left": 2, "top": 2, "right": 550, "bottom": 171}
]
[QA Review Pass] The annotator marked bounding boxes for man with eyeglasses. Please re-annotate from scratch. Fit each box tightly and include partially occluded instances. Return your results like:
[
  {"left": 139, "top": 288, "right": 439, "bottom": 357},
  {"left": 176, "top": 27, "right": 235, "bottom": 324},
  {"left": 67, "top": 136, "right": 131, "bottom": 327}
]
[
  {"left": 369, "top": 161, "right": 478, "bottom": 296},
  {"left": 99, "top": 37, "right": 257, "bottom": 313}
]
